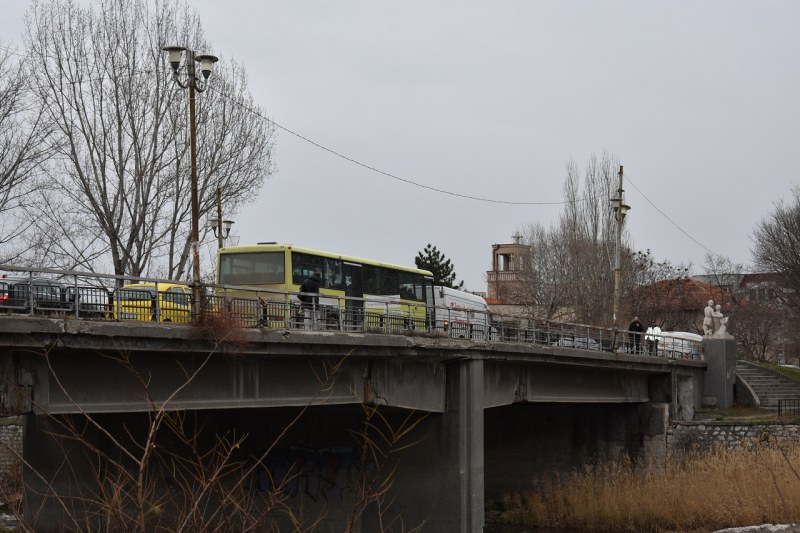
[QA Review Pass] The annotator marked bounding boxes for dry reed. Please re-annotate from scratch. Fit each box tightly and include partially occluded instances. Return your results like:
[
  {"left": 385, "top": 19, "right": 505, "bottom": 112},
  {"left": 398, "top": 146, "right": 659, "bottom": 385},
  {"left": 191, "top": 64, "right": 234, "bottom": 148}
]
[{"left": 498, "top": 439, "right": 800, "bottom": 532}]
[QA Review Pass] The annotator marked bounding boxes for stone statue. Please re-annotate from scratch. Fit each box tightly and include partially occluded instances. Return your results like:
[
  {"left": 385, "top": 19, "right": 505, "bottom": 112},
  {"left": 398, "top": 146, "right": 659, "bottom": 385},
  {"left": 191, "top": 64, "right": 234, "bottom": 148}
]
[
  {"left": 712, "top": 304, "right": 722, "bottom": 334},
  {"left": 703, "top": 299, "right": 715, "bottom": 336},
  {"left": 712, "top": 304, "right": 731, "bottom": 338}
]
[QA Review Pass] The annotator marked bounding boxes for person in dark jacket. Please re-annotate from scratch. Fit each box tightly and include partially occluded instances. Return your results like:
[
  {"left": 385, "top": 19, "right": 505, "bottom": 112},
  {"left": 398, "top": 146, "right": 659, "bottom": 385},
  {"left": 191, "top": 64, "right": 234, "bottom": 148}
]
[
  {"left": 628, "top": 316, "right": 644, "bottom": 354},
  {"left": 299, "top": 268, "right": 322, "bottom": 328}
]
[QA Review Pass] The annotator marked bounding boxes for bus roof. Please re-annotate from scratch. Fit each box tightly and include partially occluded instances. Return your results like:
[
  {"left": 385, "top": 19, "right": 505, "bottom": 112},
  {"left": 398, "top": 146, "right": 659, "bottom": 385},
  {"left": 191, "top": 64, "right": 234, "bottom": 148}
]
[{"left": 220, "top": 243, "right": 434, "bottom": 277}]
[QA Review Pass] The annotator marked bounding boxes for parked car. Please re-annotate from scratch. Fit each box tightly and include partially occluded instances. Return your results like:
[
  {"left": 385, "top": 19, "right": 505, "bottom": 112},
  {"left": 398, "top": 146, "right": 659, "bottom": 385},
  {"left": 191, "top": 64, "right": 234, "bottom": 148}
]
[
  {"left": 113, "top": 283, "right": 192, "bottom": 323},
  {"left": 63, "top": 286, "right": 111, "bottom": 318},
  {"left": 575, "top": 337, "right": 601, "bottom": 351},
  {"left": 659, "top": 331, "right": 703, "bottom": 359},
  {"left": 0, "top": 275, "right": 68, "bottom": 313},
  {"left": 553, "top": 336, "right": 601, "bottom": 351}
]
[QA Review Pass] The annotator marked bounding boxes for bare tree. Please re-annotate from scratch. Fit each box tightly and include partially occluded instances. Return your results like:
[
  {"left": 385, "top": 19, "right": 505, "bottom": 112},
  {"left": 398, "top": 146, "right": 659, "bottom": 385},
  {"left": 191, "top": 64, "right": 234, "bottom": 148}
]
[
  {"left": 518, "top": 153, "right": 620, "bottom": 323},
  {"left": 735, "top": 299, "right": 786, "bottom": 362},
  {"left": 0, "top": 44, "right": 51, "bottom": 263},
  {"left": 513, "top": 152, "right": 700, "bottom": 333},
  {"left": 702, "top": 253, "right": 746, "bottom": 306},
  {"left": 752, "top": 186, "right": 800, "bottom": 295},
  {"left": 749, "top": 189, "right": 800, "bottom": 361},
  {"left": 22, "top": 0, "right": 275, "bottom": 278},
  {"left": 619, "top": 249, "right": 696, "bottom": 328},
  {"left": 514, "top": 221, "right": 572, "bottom": 320}
]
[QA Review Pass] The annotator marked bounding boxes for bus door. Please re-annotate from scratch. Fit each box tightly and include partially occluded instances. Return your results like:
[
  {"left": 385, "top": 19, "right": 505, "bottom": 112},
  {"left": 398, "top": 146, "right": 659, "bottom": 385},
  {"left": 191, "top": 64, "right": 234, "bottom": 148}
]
[
  {"left": 343, "top": 262, "right": 363, "bottom": 328},
  {"left": 424, "top": 276, "right": 435, "bottom": 331}
]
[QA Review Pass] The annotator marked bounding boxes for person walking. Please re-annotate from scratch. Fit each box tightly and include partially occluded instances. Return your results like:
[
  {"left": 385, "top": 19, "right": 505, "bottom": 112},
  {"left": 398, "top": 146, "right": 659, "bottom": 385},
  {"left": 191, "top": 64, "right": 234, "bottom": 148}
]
[
  {"left": 645, "top": 320, "right": 662, "bottom": 356},
  {"left": 628, "top": 316, "right": 644, "bottom": 354},
  {"left": 298, "top": 268, "right": 322, "bottom": 329}
]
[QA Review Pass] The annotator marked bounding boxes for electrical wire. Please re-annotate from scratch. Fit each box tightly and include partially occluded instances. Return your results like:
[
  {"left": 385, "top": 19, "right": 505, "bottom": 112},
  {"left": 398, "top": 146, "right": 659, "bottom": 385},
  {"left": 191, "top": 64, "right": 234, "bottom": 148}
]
[
  {"left": 623, "top": 171, "right": 725, "bottom": 260},
  {"left": 3, "top": 50, "right": 584, "bottom": 207},
  {"left": 207, "top": 85, "right": 576, "bottom": 206}
]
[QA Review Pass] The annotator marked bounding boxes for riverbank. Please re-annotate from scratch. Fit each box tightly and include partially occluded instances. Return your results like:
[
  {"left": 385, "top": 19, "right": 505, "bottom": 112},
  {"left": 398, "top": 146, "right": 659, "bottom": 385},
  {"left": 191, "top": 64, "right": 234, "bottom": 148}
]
[{"left": 488, "top": 438, "right": 800, "bottom": 532}]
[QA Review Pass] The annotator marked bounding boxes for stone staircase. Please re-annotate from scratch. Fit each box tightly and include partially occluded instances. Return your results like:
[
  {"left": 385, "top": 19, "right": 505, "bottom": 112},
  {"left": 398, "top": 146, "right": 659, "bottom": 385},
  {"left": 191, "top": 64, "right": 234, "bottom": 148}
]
[{"left": 736, "top": 361, "right": 800, "bottom": 408}]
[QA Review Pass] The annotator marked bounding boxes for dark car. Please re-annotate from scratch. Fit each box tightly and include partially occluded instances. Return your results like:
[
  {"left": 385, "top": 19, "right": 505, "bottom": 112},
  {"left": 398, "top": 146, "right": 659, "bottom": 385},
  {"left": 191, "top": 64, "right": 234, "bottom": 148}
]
[
  {"left": 63, "top": 285, "right": 111, "bottom": 318},
  {"left": 0, "top": 275, "right": 68, "bottom": 314}
]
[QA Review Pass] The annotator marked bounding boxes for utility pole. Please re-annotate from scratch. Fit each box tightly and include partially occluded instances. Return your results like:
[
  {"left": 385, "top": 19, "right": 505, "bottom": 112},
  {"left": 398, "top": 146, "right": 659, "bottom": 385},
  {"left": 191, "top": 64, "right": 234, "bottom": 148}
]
[
  {"left": 209, "top": 187, "right": 234, "bottom": 250},
  {"left": 162, "top": 45, "right": 218, "bottom": 322},
  {"left": 610, "top": 165, "right": 630, "bottom": 332},
  {"left": 216, "top": 188, "right": 223, "bottom": 250}
]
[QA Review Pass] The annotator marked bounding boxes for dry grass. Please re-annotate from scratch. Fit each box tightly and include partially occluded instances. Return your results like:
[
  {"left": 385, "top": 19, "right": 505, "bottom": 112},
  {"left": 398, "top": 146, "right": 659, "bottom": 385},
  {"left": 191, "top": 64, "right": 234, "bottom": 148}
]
[
  {"left": 495, "top": 440, "right": 800, "bottom": 532},
  {"left": 192, "top": 308, "right": 250, "bottom": 349}
]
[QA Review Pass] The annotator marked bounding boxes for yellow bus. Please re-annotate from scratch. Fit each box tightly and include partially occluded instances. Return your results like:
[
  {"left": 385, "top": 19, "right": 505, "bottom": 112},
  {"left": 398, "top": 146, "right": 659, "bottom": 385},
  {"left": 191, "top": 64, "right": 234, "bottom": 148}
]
[{"left": 215, "top": 242, "right": 435, "bottom": 330}]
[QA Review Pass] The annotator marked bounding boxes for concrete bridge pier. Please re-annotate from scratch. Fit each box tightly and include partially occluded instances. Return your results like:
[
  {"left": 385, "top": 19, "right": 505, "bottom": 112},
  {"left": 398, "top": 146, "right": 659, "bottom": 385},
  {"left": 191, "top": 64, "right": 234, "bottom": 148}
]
[{"left": 443, "top": 357, "right": 485, "bottom": 532}]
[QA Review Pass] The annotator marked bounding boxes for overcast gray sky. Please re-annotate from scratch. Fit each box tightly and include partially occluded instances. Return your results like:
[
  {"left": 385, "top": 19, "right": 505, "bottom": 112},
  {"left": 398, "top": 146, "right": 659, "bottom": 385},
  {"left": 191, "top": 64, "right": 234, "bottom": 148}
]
[{"left": 3, "top": 1, "right": 799, "bottom": 291}]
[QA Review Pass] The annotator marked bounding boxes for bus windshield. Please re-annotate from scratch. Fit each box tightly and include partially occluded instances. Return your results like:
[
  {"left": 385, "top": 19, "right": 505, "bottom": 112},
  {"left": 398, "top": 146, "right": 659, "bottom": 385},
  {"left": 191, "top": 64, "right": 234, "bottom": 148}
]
[{"left": 219, "top": 251, "right": 285, "bottom": 286}]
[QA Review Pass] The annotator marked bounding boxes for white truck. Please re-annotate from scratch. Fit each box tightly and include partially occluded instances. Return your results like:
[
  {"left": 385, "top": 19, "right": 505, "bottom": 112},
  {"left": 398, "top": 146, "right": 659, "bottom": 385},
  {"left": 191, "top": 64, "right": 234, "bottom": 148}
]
[{"left": 433, "top": 286, "right": 495, "bottom": 340}]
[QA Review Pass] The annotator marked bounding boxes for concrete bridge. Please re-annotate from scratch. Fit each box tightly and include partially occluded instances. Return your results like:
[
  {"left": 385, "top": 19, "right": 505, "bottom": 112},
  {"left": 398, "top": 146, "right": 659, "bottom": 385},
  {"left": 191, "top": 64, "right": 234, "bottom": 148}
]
[{"left": 0, "top": 316, "right": 733, "bottom": 532}]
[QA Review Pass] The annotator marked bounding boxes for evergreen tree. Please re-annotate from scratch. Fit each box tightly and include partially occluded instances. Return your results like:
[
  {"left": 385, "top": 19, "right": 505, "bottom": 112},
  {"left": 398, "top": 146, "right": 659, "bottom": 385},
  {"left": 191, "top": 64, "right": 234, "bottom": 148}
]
[{"left": 415, "top": 244, "right": 464, "bottom": 289}]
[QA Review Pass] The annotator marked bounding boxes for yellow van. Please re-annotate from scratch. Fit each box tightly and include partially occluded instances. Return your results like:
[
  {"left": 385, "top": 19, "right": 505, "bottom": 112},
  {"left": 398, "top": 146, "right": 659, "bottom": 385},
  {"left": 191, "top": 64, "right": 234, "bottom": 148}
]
[{"left": 114, "top": 283, "right": 192, "bottom": 323}]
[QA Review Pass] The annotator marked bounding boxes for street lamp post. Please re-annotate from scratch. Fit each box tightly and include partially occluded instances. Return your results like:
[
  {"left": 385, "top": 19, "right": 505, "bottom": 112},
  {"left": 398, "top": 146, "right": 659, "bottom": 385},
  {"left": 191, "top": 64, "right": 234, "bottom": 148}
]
[
  {"left": 210, "top": 188, "right": 234, "bottom": 249},
  {"left": 610, "top": 165, "right": 631, "bottom": 332},
  {"left": 162, "top": 45, "right": 218, "bottom": 321}
]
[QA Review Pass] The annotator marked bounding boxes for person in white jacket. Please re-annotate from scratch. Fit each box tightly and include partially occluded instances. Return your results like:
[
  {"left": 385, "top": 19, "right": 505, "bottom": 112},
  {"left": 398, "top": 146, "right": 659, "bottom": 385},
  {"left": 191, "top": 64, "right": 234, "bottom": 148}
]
[{"left": 645, "top": 321, "right": 662, "bottom": 356}]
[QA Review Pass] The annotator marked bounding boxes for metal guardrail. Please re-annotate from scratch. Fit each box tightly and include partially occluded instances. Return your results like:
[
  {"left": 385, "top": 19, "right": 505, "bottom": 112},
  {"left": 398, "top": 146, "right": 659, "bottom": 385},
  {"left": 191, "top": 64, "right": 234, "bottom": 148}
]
[
  {"left": 0, "top": 264, "right": 704, "bottom": 360},
  {"left": 778, "top": 399, "right": 800, "bottom": 417}
]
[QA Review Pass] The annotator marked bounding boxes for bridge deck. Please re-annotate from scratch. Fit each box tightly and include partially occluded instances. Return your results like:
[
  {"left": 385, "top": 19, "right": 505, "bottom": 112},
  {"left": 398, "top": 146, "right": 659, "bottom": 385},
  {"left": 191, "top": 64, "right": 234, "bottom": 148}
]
[{"left": 0, "top": 316, "right": 704, "bottom": 416}]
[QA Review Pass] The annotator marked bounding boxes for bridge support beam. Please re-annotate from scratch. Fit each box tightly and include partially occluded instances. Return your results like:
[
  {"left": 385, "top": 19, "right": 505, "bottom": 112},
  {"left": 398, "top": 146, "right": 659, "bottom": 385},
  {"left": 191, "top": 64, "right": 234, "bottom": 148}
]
[{"left": 444, "top": 358, "right": 485, "bottom": 532}]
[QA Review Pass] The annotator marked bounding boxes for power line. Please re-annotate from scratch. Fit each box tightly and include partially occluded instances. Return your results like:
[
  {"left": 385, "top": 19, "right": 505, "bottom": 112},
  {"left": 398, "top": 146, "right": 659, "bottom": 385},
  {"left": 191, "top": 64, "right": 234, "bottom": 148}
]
[
  {"left": 207, "top": 85, "right": 576, "bottom": 206},
  {"left": 623, "top": 171, "right": 725, "bottom": 260},
  {"left": 4, "top": 52, "right": 593, "bottom": 207}
]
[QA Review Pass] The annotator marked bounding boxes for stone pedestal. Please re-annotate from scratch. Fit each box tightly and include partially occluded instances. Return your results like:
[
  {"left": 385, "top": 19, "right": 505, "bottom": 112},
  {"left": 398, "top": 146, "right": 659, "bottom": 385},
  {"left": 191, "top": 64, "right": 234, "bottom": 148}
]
[{"left": 702, "top": 337, "right": 737, "bottom": 408}]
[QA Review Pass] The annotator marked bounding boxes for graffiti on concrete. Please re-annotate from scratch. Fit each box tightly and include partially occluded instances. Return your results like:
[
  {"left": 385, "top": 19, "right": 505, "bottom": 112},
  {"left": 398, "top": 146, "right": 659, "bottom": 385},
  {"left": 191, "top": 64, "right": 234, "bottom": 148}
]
[{"left": 259, "top": 445, "right": 369, "bottom": 502}]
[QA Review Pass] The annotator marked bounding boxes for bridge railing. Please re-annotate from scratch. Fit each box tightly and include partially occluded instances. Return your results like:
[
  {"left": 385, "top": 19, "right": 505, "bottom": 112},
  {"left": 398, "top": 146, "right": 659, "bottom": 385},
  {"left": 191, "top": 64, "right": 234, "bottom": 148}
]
[{"left": 0, "top": 264, "right": 703, "bottom": 359}]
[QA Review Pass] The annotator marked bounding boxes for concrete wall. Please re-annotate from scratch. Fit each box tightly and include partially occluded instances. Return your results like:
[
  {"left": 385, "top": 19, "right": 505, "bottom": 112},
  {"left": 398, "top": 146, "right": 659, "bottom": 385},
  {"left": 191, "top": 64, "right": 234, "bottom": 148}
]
[
  {"left": 0, "top": 416, "right": 21, "bottom": 475},
  {"left": 668, "top": 421, "right": 800, "bottom": 456}
]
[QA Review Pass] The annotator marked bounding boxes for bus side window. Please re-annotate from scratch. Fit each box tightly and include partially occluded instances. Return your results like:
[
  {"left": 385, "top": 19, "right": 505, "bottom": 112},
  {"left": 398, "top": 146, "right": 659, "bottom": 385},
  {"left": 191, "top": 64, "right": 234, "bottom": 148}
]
[
  {"left": 363, "top": 266, "right": 379, "bottom": 294},
  {"left": 399, "top": 284, "right": 414, "bottom": 300},
  {"left": 381, "top": 269, "right": 399, "bottom": 296},
  {"left": 399, "top": 272, "right": 423, "bottom": 301},
  {"left": 292, "top": 252, "right": 323, "bottom": 285},
  {"left": 323, "top": 258, "right": 344, "bottom": 290}
]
